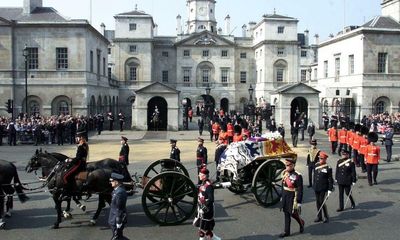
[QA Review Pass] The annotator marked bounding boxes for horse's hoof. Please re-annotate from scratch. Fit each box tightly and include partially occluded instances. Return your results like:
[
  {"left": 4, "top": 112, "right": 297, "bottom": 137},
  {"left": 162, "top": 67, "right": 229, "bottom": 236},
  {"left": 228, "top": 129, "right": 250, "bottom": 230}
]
[
  {"left": 0, "top": 221, "right": 5, "bottom": 229},
  {"left": 52, "top": 224, "right": 59, "bottom": 229},
  {"left": 5, "top": 212, "right": 11, "bottom": 218},
  {"left": 62, "top": 211, "right": 72, "bottom": 219},
  {"left": 89, "top": 219, "right": 96, "bottom": 226}
]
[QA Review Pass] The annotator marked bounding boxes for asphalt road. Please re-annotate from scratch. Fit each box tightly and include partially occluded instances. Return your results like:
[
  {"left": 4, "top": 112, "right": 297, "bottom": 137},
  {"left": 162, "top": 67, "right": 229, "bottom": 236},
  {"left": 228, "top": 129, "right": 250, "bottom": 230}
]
[{"left": 0, "top": 130, "right": 399, "bottom": 240}]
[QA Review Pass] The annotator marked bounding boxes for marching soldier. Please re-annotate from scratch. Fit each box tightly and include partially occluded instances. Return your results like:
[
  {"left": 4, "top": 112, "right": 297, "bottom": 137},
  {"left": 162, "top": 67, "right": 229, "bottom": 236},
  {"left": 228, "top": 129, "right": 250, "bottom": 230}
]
[
  {"left": 338, "top": 126, "right": 348, "bottom": 156},
  {"left": 108, "top": 173, "right": 128, "bottom": 240},
  {"left": 346, "top": 125, "right": 355, "bottom": 158},
  {"left": 211, "top": 121, "right": 221, "bottom": 142},
  {"left": 196, "top": 137, "right": 208, "bottom": 183},
  {"left": 359, "top": 126, "right": 370, "bottom": 173},
  {"left": 169, "top": 139, "right": 181, "bottom": 162},
  {"left": 313, "top": 151, "right": 334, "bottom": 223},
  {"left": 306, "top": 139, "right": 320, "bottom": 188},
  {"left": 327, "top": 125, "right": 338, "bottom": 154},
  {"left": 335, "top": 150, "right": 356, "bottom": 212},
  {"left": 352, "top": 125, "right": 362, "bottom": 167},
  {"left": 118, "top": 136, "right": 129, "bottom": 165},
  {"left": 279, "top": 158, "right": 304, "bottom": 238},
  {"left": 366, "top": 132, "right": 380, "bottom": 186}
]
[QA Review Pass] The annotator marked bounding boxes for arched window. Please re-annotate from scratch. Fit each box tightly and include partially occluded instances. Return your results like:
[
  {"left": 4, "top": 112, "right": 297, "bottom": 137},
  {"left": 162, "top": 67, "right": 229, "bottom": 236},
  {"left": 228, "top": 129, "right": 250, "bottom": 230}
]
[
  {"left": 375, "top": 101, "right": 385, "bottom": 114},
  {"left": 29, "top": 100, "right": 40, "bottom": 116},
  {"left": 58, "top": 101, "right": 69, "bottom": 115},
  {"left": 125, "top": 58, "right": 140, "bottom": 82},
  {"left": 274, "top": 60, "right": 287, "bottom": 82},
  {"left": 374, "top": 96, "right": 391, "bottom": 114}
]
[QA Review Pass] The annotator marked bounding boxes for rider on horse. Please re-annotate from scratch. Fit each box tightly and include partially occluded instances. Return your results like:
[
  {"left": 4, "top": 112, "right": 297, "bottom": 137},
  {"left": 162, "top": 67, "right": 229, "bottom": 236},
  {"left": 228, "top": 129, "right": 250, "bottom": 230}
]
[{"left": 61, "top": 131, "right": 88, "bottom": 200}]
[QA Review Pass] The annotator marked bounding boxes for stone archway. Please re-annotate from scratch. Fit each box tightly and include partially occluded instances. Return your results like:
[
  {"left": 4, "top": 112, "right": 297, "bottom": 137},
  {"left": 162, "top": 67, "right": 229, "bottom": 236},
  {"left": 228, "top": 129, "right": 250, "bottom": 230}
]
[
  {"left": 220, "top": 98, "right": 229, "bottom": 114},
  {"left": 147, "top": 96, "right": 168, "bottom": 131},
  {"left": 290, "top": 96, "right": 308, "bottom": 125}
]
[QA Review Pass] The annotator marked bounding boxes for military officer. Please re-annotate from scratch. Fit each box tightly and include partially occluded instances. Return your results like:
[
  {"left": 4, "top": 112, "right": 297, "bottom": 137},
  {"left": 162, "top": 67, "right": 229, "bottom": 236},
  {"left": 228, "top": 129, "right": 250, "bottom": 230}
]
[
  {"left": 196, "top": 137, "right": 208, "bottom": 180},
  {"left": 108, "top": 173, "right": 127, "bottom": 240},
  {"left": 366, "top": 132, "right": 380, "bottom": 186},
  {"left": 306, "top": 139, "right": 320, "bottom": 188},
  {"left": 335, "top": 150, "right": 356, "bottom": 211},
  {"left": 383, "top": 125, "right": 394, "bottom": 162},
  {"left": 169, "top": 139, "right": 181, "bottom": 162},
  {"left": 313, "top": 151, "right": 334, "bottom": 223},
  {"left": 118, "top": 136, "right": 129, "bottom": 165},
  {"left": 279, "top": 158, "right": 304, "bottom": 238}
]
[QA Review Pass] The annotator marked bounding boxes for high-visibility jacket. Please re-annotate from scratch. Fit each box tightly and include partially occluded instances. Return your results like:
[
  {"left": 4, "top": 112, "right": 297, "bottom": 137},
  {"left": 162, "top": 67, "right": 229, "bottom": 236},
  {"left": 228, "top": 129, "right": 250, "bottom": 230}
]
[
  {"left": 338, "top": 129, "right": 347, "bottom": 144},
  {"left": 352, "top": 134, "right": 361, "bottom": 151},
  {"left": 328, "top": 128, "right": 338, "bottom": 142},
  {"left": 359, "top": 136, "right": 369, "bottom": 156},
  {"left": 366, "top": 144, "right": 380, "bottom": 164},
  {"left": 346, "top": 131, "right": 354, "bottom": 147},
  {"left": 227, "top": 123, "right": 234, "bottom": 137}
]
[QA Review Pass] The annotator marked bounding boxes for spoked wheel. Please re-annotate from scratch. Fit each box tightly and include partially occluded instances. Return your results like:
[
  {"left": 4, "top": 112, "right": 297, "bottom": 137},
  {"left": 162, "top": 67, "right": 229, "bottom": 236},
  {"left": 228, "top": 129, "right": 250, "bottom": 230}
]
[
  {"left": 143, "top": 159, "right": 189, "bottom": 179},
  {"left": 251, "top": 159, "right": 285, "bottom": 207},
  {"left": 142, "top": 171, "right": 197, "bottom": 225}
]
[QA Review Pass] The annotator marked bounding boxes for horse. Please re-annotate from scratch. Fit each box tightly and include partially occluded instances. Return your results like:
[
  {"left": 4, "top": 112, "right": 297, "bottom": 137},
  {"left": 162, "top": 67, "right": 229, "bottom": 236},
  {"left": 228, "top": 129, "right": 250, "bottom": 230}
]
[
  {"left": 26, "top": 151, "right": 134, "bottom": 229},
  {"left": 0, "top": 159, "right": 29, "bottom": 229}
]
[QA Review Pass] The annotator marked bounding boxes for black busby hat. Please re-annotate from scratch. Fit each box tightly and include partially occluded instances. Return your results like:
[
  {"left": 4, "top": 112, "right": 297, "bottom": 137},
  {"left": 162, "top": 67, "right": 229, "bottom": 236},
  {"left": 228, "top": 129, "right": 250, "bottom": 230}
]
[
  {"left": 234, "top": 124, "right": 242, "bottom": 134},
  {"left": 341, "top": 149, "right": 350, "bottom": 155},
  {"left": 360, "top": 126, "right": 369, "bottom": 136},
  {"left": 354, "top": 124, "right": 361, "bottom": 132},
  {"left": 170, "top": 139, "right": 177, "bottom": 144},
  {"left": 368, "top": 132, "right": 379, "bottom": 143},
  {"left": 348, "top": 122, "right": 355, "bottom": 130}
]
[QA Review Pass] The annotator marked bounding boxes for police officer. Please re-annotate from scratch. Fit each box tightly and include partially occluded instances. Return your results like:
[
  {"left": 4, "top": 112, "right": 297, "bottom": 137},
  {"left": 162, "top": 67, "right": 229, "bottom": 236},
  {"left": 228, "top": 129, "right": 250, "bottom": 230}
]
[
  {"left": 196, "top": 167, "right": 221, "bottom": 240},
  {"left": 170, "top": 139, "right": 181, "bottom": 161},
  {"left": 366, "top": 132, "right": 380, "bottom": 186},
  {"left": 108, "top": 172, "right": 127, "bottom": 240},
  {"left": 118, "top": 136, "right": 129, "bottom": 165},
  {"left": 335, "top": 150, "right": 356, "bottom": 211},
  {"left": 279, "top": 158, "right": 304, "bottom": 238},
  {"left": 383, "top": 125, "right": 394, "bottom": 162},
  {"left": 313, "top": 151, "right": 334, "bottom": 223},
  {"left": 196, "top": 137, "right": 208, "bottom": 184},
  {"left": 306, "top": 139, "right": 320, "bottom": 188}
]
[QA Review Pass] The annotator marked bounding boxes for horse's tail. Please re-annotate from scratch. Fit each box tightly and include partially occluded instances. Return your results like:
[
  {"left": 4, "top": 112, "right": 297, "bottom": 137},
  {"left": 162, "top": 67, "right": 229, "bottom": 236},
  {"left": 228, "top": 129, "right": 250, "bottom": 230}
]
[{"left": 12, "top": 164, "right": 29, "bottom": 203}]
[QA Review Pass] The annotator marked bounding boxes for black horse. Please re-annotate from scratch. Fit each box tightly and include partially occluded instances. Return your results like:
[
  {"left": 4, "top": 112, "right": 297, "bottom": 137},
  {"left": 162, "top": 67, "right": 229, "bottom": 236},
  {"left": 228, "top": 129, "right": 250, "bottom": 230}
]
[
  {"left": 26, "top": 151, "right": 134, "bottom": 229},
  {"left": 0, "top": 159, "right": 29, "bottom": 229}
]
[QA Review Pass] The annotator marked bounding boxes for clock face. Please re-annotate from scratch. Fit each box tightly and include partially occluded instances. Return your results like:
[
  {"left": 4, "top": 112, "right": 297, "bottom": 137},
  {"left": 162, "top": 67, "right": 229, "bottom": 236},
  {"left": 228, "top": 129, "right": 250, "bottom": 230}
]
[{"left": 199, "top": 7, "right": 206, "bottom": 16}]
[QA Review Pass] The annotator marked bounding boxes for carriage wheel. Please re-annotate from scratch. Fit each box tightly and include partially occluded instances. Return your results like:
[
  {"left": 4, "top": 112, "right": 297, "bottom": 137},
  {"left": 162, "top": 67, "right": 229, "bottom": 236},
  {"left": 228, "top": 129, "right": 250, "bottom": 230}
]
[
  {"left": 251, "top": 159, "right": 285, "bottom": 207},
  {"left": 143, "top": 159, "right": 189, "bottom": 179},
  {"left": 142, "top": 172, "right": 197, "bottom": 225}
]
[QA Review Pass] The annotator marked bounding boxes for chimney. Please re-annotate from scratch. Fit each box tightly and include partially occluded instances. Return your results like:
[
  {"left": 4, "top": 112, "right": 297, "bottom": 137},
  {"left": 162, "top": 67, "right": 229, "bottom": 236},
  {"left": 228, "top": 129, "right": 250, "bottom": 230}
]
[
  {"left": 314, "top": 34, "right": 319, "bottom": 45},
  {"left": 176, "top": 15, "right": 182, "bottom": 35},
  {"left": 242, "top": 24, "right": 247, "bottom": 37},
  {"left": 248, "top": 21, "right": 256, "bottom": 37},
  {"left": 154, "top": 24, "right": 158, "bottom": 36},
  {"left": 100, "top": 23, "right": 106, "bottom": 35},
  {"left": 224, "top": 14, "right": 231, "bottom": 35},
  {"left": 304, "top": 29, "right": 309, "bottom": 46},
  {"left": 23, "top": 0, "right": 42, "bottom": 14},
  {"left": 217, "top": 27, "right": 223, "bottom": 35}
]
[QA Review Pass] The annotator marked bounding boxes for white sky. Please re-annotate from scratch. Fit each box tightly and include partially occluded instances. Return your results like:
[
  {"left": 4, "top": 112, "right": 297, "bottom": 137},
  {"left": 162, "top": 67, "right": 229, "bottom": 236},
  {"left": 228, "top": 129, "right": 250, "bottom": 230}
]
[{"left": 0, "top": 0, "right": 381, "bottom": 41}]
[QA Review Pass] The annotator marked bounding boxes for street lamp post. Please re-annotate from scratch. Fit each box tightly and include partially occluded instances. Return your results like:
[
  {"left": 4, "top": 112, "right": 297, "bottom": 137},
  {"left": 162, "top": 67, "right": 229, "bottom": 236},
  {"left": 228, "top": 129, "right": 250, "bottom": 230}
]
[
  {"left": 205, "top": 83, "right": 211, "bottom": 118},
  {"left": 23, "top": 45, "right": 29, "bottom": 115},
  {"left": 247, "top": 84, "right": 255, "bottom": 122},
  {"left": 182, "top": 98, "right": 188, "bottom": 130}
]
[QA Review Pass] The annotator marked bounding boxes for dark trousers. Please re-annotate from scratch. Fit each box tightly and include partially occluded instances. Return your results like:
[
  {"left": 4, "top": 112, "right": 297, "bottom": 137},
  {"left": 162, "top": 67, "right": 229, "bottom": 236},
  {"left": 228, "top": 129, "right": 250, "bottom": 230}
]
[
  {"left": 324, "top": 122, "right": 328, "bottom": 131},
  {"left": 338, "top": 143, "right": 347, "bottom": 156},
  {"left": 292, "top": 134, "right": 298, "bottom": 147},
  {"left": 300, "top": 129, "right": 305, "bottom": 141},
  {"left": 283, "top": 211, "right": 303, "bottom": 234},
  {"left": 330, "top": 141, "right": 338, "bottom": 154},
  {"left": 366, "top": 164, "right": 378, "bottom": 185},
  {"left": 348, "top": 146, "right": 353, "bottom": 158},
  {"left": 8, "top": 133, "right": 16, "bottom": 146},
  {"left": 111, "top": 225, "right": 124, "bottom": 240},
  {"left": 307, "top": 163, "right": 315, "bottom": 186},
  {"left": 109, "top": 121, "right": 114, "bottom": 131},
  {"left": 385, "top": 145, "right": 392, "bottom": 162},
  {"left": 338, "top": 184, "right": 355, "bottom": 209},
  {"left": 119, "top": 121, "right": 124, "bottom": 132},
  {"left": 353, "top": 150, "right": 359, "bottom": 166},
  {"left": 358, "top": 154, "right": 366, "bottom": 172},
  {"left": 315, "top": 191, "right": 329, "bottom": 220},
  {"left": 57, "top": 133, "right": 63, "bottom": 145}
]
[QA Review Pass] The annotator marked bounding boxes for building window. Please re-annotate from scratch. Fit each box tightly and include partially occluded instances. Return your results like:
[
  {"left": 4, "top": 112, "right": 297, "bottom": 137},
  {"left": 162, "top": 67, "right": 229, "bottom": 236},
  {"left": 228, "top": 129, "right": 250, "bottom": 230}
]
[
  {"left": 96, "top": 49, "right": 101, "bottom": 78},
  {"left": 27, "top": 47, "right": 38, "bottom": 69},
  {"left": 129, "top": 23, "right": 137, "bottom": 31},
  {"left": 162, "top": 51, "right": 169, "bottom": 57},
  {"left": 314, "top": 68, "right": 318, "bottom": 80},
  {"left": 240, "top": 52, "right": 247, "bottom": 59},
  {"left": 183, "top": 68, "right": 191, "bottom": 86},
  {"left": 56, "top": 48, "right": 68, "bottom": 69},
  {"left": 276, "top": 69, "right": 284, "bottom": 82},
  {"left": 221, "top": 50, "right": 228, "bottom": 57},
  {"left": 349, "top": 55, "right": 354, "bottom": 74},
  {"left": 202, "top": 50, "right": 209, "bottom": 57},
  {"left": 240, "top": 71, "right": 247, "bottom": 83},
  {"left": 58, "top": 101, "right": 69, "bottom": 115},
  {"left": 221, "top": 68, "right": 229, "bottom": 85},
  {"left": 108, "top": 67, "right": 112, "bottom": 80},
  {"left": 202, "top": 69, "right": 209, "bottom": 83},
  {"left": 162, "top": 70, "right": 168, "bottom": 83},
  {"left": 375, "top": 101, "right": 385, "bottom": 114},
  {"left": 183, "top": 50, "right": 190, "bottom": 57},
  {"left": 108, "top": 48, "right": 111, "bottom": 54},
  {"left": 259, "top": 69, "right": 263, "bottom": 82},
  {"left": 277, "top": 47, "right": 284, "bottom": 56},
  {"left": 278, "top": 26, "right": 285, "bottom": 34},
  {"left": 324, "top": 60, "right": 328, "bottom": 78},
  {"left": 129, "top": 45, "right": 137, "bottom": 53},
  {"left": 301, "top": 70, "right": 307, "bottom": 81},
  {"left": 301, "top": 50, "right": 307, "bottom": 57},
  {"left": 335, "top": 57, "right": 340, "bottom": 81},
  {"left": 129, "top": 67, "right": 137, "bottom": 81},
  {"left": 103, "top": 57, "right": 106, "bottom": 75},
  {"left": 29, "top": 100, "right": 40, "bottom": 115},
  {"left": 90, "top": 50, "right": 93, "bottom": 72},
  {"left": 378, "top": 52, "right": 387, "bottom": 73}
]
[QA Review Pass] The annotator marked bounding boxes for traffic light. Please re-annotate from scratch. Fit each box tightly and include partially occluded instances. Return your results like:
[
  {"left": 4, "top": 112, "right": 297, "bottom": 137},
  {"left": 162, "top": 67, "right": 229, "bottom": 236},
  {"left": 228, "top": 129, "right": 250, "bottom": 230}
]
[{"left": 5, "top": 99, "right": 13, "bottom": 113}]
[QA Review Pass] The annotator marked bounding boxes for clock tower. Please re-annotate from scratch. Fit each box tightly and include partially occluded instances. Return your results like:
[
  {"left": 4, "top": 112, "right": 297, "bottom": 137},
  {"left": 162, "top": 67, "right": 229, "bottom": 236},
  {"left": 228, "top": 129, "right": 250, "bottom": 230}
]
[{"left": 186, "top": 0, "right": 217, "bottom": 34}]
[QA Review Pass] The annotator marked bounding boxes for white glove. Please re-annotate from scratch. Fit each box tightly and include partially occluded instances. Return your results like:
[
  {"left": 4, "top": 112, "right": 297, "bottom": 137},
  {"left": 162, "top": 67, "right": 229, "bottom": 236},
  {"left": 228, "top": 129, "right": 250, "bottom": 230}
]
[
  {"left": 116, "top": 223, "right": 122, "bottom": 229},
  {"left": 221, "top": 182, "right": 232, "bottom": 188},
  {"left": 198, "top": 209, "right": 204, "bottom": 214},
  {"left": 297, "top": 203, "right": 302, "bottom": 208},
  {"left": 352, "top": 182, "right": 355, "bottom": 186},
  {"left": 327, "top": 190, "right": 332, "bottom": 196}
]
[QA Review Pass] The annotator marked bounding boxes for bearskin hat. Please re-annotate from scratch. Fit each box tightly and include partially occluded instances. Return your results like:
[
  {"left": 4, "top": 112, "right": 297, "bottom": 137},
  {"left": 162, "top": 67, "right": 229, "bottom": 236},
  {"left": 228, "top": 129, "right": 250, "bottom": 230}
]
[
  {"left": 354, "top": 123, "right": 361, "bottom": 132},
  {"left": 347, "top": 122, "right": 355, "bottom": 130},
  {"left": 360, "top": 126, "right": 369, "bottom": 135},
  {"left": 367, "top": 132, "right": 379, "bottom": 143},
  {"left": 234, "top": 124, "right": 242, "bottom": 134}
]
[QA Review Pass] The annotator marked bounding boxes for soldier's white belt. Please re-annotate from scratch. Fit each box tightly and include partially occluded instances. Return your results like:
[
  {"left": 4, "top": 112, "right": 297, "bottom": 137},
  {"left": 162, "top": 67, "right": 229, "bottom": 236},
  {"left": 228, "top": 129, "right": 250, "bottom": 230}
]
[{"left": 284, "top": 186, "right": 296, "bottom": 192}]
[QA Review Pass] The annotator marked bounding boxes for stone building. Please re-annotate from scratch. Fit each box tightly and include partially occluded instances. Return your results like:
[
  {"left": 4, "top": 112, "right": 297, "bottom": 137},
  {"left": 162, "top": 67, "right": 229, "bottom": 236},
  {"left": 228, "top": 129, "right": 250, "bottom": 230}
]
[{"left": 0, "top": 0, "right": 116, "bottom": 117}]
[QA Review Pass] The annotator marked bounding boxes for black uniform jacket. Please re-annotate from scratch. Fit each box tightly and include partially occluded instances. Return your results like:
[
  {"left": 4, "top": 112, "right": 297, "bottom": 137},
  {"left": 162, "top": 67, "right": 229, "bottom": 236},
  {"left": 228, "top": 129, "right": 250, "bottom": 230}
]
[
  {"left": 108, "top": 185, "right": 128, "bottom": 226},
  {"left": 196, "top": 146, "right": 208, "bottom": 167},
  {"left": 170, "top": 147, "right": 181, "bottom": 161},
  {"left": 198, "top": 179, "right": 214, "bottom": 220},
  {"left": 281, "top": 170, "right": 303, "bottom": 213},
  {"left": 71, "top": 142, "right": 88, "bottom": 171},
  {"left": 313, "top": 162, "right": 334, "bottom": 192},
  {"left": 119, "top": 143, "right": 130, "bottom": 165},
  {"left": 307, "top": 148, "right": 320, "bottom": 166},
  {"left": 335, "top": 158, "right": 357, "bottom": 185}
]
